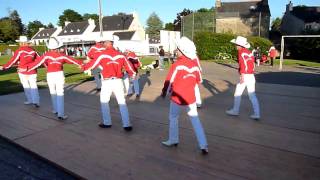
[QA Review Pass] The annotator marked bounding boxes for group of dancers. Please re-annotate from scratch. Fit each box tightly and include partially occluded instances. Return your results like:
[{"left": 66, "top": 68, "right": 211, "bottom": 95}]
[{"left": 0, "top": 34, "right": 261, "bottom": 155}]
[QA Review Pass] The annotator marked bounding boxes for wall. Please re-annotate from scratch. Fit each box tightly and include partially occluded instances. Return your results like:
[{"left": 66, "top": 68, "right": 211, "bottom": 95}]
[{"left": 281, "top": 13, "right": 305, "bottom": 35}]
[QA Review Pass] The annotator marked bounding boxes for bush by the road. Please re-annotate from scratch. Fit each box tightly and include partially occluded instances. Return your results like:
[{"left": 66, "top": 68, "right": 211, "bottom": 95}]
[{"left": 194, "top": 32, "right": 273, "bottom": 60}]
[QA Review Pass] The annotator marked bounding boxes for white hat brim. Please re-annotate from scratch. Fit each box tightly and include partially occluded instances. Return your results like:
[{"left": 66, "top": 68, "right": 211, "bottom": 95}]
[
  {"left": 47, "top": 42, "right": 63, "bottom": 49},
  {"left": 230, "top": 39, "right": 250, "bottom": 48}
]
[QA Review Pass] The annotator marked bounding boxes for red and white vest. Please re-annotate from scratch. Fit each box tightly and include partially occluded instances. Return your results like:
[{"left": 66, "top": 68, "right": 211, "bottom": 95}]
[
  {"left": 238, "top": 48, "right": 255, "bottom": 74},
  {"left": 3, "top": 46, "right": 39, "bottom": 75},
  {"left": 27, "top": 51, "right": 83, "bottom": 73},
  {"left": 162, "top": 55, "right": 201, "bottom": 105},
  {"left": 83, "top": 48, "right": 135, "bottom": 79}
]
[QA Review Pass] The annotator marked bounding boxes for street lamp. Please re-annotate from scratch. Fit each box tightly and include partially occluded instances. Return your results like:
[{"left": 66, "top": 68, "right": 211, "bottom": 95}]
[{"left": 98, "top": 0, "right": 103, "bottom": 37}]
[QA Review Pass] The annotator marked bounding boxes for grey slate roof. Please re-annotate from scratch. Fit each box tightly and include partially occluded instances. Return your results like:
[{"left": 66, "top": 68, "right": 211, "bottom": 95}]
[
  {"left": 217, "top": 0, "right": 270, "bottom": 17},
  {"left": 33, "top": 28, "right": 57, "bottom": 39},
  {"left": 113, "top": 31, "right": 135, "bottom": 40},
  {"left": 93, "top": 14, "right": 134, "bottom": 32},
  {"left": 58, "top": 21, "right": 89, "bottom": 36},
  {"left": 291, "top": 6, "right": 320, "bottom": 23}
]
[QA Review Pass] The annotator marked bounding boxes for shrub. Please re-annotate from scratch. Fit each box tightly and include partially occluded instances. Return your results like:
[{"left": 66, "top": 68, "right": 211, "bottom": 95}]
[{"left": 194, "top": 32, "right": 273, "bottom": 60}]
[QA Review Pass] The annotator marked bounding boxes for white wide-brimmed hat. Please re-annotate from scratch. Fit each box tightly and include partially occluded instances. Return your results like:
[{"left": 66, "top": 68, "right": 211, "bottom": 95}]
[
  {"left": 230, "top": 36, "right": 251, "bottom": 48},
  {"left": 175, "top": 36, "right": 197, "bottom": 59},
  {"left": 16, "top": 36, "right": 29, "bottom": 43},
  {"left": 104, "top": 34, "right": 120, "bottom": 42},
  {"left": 46, "top": 37, "right": 63, "bottom": 49}
]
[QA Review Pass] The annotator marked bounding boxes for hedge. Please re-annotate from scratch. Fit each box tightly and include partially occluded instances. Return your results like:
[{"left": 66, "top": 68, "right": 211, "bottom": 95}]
[
  {"left": 194, "top": 32, "right": 273, "bottom": 60},
  {"left": 0, "top": 44, "right": 47, "bottom": 55}
]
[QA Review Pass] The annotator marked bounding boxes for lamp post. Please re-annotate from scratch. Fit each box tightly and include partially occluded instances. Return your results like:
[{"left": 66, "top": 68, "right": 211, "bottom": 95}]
[
  {"left": 258, "top": 11, "right": 261, "bottom": 37},
  {"left": 98, "top": 0, "right": 103, "bottom": 37}
]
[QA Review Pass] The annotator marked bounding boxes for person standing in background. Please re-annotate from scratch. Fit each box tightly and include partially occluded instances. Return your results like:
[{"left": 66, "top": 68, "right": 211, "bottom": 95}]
[{"left": 158, "top": 46, "right": 165, "bottom": 70}]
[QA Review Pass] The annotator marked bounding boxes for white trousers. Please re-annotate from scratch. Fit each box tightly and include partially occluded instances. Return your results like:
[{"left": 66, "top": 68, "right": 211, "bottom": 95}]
[
  {"left": 92, "top": 68, "right": 101, "bottom": 89},
  {"left": 47, "top": 71, "right": 65, "bottom": 117},
  {"left": 195, "top": 84, "right": 202, "bottom": 107},
  {"left": 167, "top": 101, "right": 208, "bottom": 149},
  {"left": 100, "top": 78, "right": 131, "bottom": 127},
  {"left": 18, "top": 73, "right": 40, "bottom": 105},
  {"left": 232, "top": 74, "right": 260, "bottom": 116},
  {"left": 123, "top": 74, "right": 130, "bottom": 95},
  {"left": 128, "top": 75, "right": 140, "bottom": 95}
]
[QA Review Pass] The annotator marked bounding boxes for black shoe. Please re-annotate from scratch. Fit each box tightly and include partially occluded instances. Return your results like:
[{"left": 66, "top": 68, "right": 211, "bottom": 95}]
[
  {"left": 33, "top": 104, "right": 40, "bottom": 108},
  {"left": 201, "top": 148, "right": 209, "bottom": 155},
  {"left": 127, "top": 94, "right": 133, "bottom": 97},
  {"left": 98, "top": 123, "right": 112, "bottom": 128},
  {"left": 136, "top": 94, "right": 140, "bottom": 98},
  {"left": 123, "top": 126, "right": 132, "bottom": 131},
  {"left": 96, "top": 88, "right": 101, "bottom": 92},
  {"left": 58, "top": 115, "right": 68, "bottom": 120}
]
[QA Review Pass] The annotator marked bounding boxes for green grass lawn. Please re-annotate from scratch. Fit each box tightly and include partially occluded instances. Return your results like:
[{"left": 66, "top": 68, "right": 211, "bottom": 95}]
[{"left": 0, "top": 55, "right": 159, "bottom": 95}]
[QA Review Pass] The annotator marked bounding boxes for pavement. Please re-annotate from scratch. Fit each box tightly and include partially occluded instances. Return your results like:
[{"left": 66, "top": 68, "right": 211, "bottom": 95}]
[{"left": 0, "top": 62, "right": 319, "bottom": 180}]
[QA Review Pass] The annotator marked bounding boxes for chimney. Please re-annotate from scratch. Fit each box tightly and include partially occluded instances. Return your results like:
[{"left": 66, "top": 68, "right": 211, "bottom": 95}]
[
  {"left": 215, "top": 0, "right": 221, "bottom": 8},
  {"left": 286, "top": 1, "right": 293, "bottom": 12},
  {"left": 64, "top": 21, "right": 71, "bottom": 26}
]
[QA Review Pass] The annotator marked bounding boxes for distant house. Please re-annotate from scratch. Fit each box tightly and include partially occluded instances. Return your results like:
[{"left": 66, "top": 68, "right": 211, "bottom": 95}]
[
  {"left": 281, "top": 1, "right": 320, "bottom": 35},
  {"left": 31, "top": 27, "right": 62, "bottom": 45},
  {"left": 215, "top": 0, "right": 271, "bottom": 37}
]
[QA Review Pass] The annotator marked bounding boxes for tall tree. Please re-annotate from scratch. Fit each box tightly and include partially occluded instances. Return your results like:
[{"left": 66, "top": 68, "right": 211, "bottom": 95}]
[
  {"left": 164, "top": 23, "right": 174, "bottom": 31},
  {"left": 173, "top": 9, "right": 192, "bottom": 31},
  {"left": 9, "top": 10, "right": 24, "bottom": 35},
  {"left": 58, "top": 9, "right": 83, "bottom": 27},
  {"left": 83, "top": 13, "right": 99, "bottom": 22},
  {"left": 146, "top": 12, "right": 163, "bottom": 40},
  {"left": 0, "top": 17, "right": 20, "bottom": 42},
  {"left": 27, "top": 20, "right": 45, "bottom": 38},
  {"left": 47, "top": 23, "right": 54, "bottom": 28}
]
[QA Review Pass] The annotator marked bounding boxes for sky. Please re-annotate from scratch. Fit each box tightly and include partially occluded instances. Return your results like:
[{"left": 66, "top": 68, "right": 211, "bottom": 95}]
[{"left": 0, "top": 0, "right": 319, "bottom": 27}]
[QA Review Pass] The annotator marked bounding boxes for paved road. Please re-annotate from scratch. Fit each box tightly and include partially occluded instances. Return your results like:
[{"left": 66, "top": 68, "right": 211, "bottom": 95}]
[{"left": 0, "top": 136, "right": 77, "bottom": 180}]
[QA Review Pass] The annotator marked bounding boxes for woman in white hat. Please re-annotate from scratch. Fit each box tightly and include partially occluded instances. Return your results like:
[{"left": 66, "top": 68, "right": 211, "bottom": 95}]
[
  {"left": 226, "top": 36, "right": 260, "bottom": 120},
  {"left": 23, "top": 37, "right": 83, "bottom": 120},
  {"left": 161, "top": 36, "right": 208, "bottom": 154},
  {"left": 0, "top": 36, "right": 40, "bottom": 107}
]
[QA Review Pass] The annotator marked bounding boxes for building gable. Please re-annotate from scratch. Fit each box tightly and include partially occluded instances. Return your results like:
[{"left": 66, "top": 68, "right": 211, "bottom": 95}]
[{"left": 113, "top": 31, "right": 135, "bottom": 40}]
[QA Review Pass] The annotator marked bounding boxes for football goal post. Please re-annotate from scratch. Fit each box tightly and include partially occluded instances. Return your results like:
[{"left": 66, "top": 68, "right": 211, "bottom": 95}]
[{"left": 280, "top": 35, "right": 320, "bottom": 70}]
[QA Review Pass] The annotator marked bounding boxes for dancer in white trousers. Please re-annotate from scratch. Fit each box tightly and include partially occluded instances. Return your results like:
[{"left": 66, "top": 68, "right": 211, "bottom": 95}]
[
  {"left": 125, "top": 50, "right": 142, "bottom": 98},
  {"left": 161, "top": 37, "right": 208, "bottom": 154},
  {"left": 82, "top": 34, "right": 136, "bottom": 131},
  {"left": 226, "top": 36, "right": 260, "bottom": 120},
  {"left": 23, "top": 37, "right": 83, "bottom": 120},
  {"left": 86, "top": 36, "right": 107, "bottom": 91},
  {"left": 0, "top": 36, "right": 40, "bottom": 107}
]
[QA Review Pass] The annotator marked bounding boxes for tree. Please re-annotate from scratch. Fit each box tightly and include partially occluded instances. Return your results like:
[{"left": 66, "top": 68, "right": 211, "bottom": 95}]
[
  {"left": 58, "top": 9, "right": 83, "bottom": 27},
  {"left": 271, "top": 17, "right": 282, "bottom": 32},
  {"left": 47, "top": 23, "right": 54, "bottom": 28},
  {"left": 0, "top": 17, "right": 20, "bottom": 42},
  {"left": 173, "top": 9, "right": 192, "bottom": 31},
  {"left": 164, "top": 23, "right": 174, "bottom": 31},
  {"left": 197, "top": 7, "right": 214, "bottom": 13},
  {"left": 146, "top": 12, "right": 163, "bottom": 40},
  {"left": 27, "top": 20, "right": 45, "bottom": 38},
  {"left": 83, "top": 13, "right": 99, "bottom": 23},
  {"left": 9, "top": 10, "right": 24, "bottom": 35}
]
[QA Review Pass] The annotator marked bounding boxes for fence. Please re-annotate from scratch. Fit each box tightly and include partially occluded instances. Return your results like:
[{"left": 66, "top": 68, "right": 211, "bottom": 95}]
[{"left": 181, "top": 11, "right": 215, "bottom": 40}]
